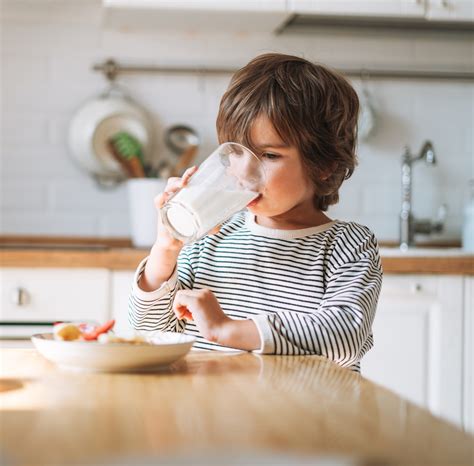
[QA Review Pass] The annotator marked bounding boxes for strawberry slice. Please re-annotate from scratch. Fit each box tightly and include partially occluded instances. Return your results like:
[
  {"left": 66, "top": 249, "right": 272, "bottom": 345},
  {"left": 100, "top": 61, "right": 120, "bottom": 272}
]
[{"left": 82, "top": 319, "right": 115, "bottom": 341}]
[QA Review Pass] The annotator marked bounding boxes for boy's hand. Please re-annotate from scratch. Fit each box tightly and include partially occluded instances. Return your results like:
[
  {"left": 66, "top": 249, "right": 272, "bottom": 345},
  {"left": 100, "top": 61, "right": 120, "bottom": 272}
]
[
  {"left": 153, "top": 166, "right": 198, "bottom": 251},
  {"left": 172, "top": 289, "right": 231, "bottom": 343}
]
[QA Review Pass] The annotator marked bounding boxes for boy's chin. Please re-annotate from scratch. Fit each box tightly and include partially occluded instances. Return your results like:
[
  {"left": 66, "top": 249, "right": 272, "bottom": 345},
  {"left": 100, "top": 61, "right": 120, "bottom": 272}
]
[{"left": 246, "top": 205, "right": 261, "bottom": 215}]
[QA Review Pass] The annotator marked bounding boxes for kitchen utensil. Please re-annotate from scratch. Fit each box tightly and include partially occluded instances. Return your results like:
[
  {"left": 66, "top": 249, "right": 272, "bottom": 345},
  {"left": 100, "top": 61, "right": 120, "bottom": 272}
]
[
  {"left": 169, "top": 144, "right": 198, "bottom": 177},
  {"left": 165, "top": 124, "right": 200, "bottom": 155},
  {"left": 31, "top": 332, "right": 195, "bottom": 372},
  {"left": 68, "top": 84, "right": 153, "bottom": 185},
  {"left": 161, "top": 142, "right": 265, "bottom": 244},
  {"left": 164, "top": 124, "right": 200, "bottom": 176},
  {"left": 108, "top": 132, "right": 146, "bottom": 178}
]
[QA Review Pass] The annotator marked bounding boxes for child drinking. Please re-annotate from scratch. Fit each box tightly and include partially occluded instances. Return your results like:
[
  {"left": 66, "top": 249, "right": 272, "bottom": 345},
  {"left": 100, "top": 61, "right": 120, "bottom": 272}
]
[{"left": 129, "top": 53, "right": 382, "bottom": 372}]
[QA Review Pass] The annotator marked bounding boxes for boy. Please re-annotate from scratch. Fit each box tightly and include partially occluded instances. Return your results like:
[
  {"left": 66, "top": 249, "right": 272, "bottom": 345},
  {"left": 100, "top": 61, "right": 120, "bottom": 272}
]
[{"left": 129, "top": 53, "right": 382, "bottom": 372}]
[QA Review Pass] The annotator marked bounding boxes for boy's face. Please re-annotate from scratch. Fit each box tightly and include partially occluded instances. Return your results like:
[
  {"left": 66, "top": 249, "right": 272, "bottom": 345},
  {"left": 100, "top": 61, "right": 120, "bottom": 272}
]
[{"left": 246, "top": 115, "right": 317, "bottom": 219}]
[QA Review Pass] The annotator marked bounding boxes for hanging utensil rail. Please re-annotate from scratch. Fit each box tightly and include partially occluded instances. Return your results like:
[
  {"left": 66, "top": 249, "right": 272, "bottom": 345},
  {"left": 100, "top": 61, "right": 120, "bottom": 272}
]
[{"left": 93, "top": 58, "right": 474, "bottom": 82}]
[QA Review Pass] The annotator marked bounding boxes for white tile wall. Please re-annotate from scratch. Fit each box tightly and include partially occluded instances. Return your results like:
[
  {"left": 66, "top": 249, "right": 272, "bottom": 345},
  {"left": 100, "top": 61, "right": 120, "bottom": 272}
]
[{"left": 1, "top": 0, "right": 473, "bottom": 242}]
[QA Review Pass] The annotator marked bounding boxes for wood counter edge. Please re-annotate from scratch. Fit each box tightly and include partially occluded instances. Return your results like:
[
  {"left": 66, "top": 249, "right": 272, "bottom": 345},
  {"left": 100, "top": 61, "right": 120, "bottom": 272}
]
[
  {"left": 0, "top": 249, "right": 148, "bottom": 270},
  {"left": 1, "top": 248, "right": 473, "bottom": 275}
]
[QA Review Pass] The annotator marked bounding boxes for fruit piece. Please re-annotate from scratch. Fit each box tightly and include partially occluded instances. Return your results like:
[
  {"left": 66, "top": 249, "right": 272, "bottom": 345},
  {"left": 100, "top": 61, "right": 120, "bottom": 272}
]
[
  {"left": 81, "top": 319, "right": 115, "bottom": 341},
  {"left": 53, "top": 323, "right": 82, "bottom": 341}
]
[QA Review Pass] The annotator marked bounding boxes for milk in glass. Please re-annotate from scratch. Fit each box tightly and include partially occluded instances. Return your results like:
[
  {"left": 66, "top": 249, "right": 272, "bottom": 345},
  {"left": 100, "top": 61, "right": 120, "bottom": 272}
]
[{"left": 163, "top": 186, "right": 258, "bottom": 242}]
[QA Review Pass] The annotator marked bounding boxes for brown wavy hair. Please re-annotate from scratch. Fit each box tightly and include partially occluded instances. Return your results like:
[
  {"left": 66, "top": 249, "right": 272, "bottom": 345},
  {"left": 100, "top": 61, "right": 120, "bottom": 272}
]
[{"left": 216, "top": 53, "right": 359, "bottom": 211}]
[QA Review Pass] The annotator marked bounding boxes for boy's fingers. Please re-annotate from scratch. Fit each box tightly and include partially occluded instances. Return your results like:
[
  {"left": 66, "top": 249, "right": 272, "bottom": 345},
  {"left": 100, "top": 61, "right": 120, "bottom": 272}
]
[
  {"left": 165, "top": 177, "right": 181, "bottom": 189},
  {"left": 154, "top": 193, "right": 169, "bottom": 209},
  {"left": 173, "top": 290, "right": 196, "bottom": 312},
  {"left": 181, "top": 166, "right": 197, "bottom": 185},
  {"left": 174, "top": 304, "right": 193, "bottom": 321},
  {"left": 156, "top": 169, "right": 197, "bottom": 209}
]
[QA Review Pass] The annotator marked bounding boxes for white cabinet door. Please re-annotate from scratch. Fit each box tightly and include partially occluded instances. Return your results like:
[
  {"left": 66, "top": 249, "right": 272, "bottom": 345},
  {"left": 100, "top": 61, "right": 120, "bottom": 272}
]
[
  {"left": 362, "top": 275, "right": 463, "bottom": 427},
  {"left": 426, "top": 0, "right": 474, "bottom": 21},
  {"left": 288, "top": 0, "right": 426, "bottom": 17},
  {"left": 464, "top": 277, "right": 474, "bottom": 434},
  {"left": 0, "top": 268, "right": 110, "bottom": 324},
  {"left": 111, "top": 271, "right": 135, "bottom": 335},
  {"left": 103, "top": 0, "right": 288, "bottom": 32},
  {"left": 104, "top": 0, "right": 286, "bottom": 11}
]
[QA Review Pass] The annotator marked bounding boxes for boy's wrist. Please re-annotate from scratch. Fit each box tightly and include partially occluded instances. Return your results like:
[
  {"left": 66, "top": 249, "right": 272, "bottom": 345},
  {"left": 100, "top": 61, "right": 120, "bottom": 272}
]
[
  {"left": 151, "top": 241, "right": 182, "bottom": 257},
  {"left": 217, "top": 318, "right": 261, "bottom": 351}
]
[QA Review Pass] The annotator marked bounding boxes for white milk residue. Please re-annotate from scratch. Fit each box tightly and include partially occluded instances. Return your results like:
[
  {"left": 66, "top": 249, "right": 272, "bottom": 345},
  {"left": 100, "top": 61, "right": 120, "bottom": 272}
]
[{"left": 166, "top": 186, "right": 258, "bottom": 240}]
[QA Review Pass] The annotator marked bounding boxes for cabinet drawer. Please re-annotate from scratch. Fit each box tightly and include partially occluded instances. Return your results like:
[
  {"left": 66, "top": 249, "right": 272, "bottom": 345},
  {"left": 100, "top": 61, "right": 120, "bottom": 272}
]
[{"left": 0, "top": 268, "right": 110, "bottom": 323}]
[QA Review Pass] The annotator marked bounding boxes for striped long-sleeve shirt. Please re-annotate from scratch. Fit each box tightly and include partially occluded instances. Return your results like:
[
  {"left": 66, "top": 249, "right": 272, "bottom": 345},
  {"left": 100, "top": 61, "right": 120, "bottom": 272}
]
[{"left": 129, "top": 212, "right": 383, "bottom": 372}]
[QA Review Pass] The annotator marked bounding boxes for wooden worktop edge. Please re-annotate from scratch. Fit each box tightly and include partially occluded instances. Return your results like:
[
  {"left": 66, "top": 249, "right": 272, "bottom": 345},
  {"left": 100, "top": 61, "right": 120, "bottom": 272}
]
[{"left": 1, "top": 248, "right": 473, "bottom": 274}]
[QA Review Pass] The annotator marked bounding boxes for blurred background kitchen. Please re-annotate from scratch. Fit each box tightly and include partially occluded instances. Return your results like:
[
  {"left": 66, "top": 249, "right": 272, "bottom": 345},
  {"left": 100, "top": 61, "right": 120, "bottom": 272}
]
[
  {"left": 1, "top": 0, "right": 472, "bottom": 242},
  {"left": 1, "top": 0, "right": 473, "bottom": 435}
]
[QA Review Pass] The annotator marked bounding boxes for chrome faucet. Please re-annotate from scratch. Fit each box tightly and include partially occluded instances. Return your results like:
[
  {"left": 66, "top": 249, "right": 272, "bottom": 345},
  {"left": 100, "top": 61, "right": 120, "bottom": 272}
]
[{"left": 400, "top": 141, "right": 447, "bottom": 250}]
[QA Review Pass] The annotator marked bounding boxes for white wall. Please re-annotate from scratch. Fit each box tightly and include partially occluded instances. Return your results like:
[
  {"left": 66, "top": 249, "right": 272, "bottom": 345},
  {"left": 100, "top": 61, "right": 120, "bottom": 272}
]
[{"left": 1, "top": 0, "right": 473, "bottom": 241}]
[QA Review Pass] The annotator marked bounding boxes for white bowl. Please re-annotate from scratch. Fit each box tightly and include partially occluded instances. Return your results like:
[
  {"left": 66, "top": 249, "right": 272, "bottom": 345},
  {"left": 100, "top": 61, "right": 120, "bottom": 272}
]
[{"left": 31, "top": 332, "right": 195, "bottom": 373}]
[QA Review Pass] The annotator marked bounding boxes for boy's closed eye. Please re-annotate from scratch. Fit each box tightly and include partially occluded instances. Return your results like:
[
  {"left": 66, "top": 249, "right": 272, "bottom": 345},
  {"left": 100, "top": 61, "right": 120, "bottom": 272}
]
[{"left": 261, "top": 152, "right": 281, "bottom": 160}]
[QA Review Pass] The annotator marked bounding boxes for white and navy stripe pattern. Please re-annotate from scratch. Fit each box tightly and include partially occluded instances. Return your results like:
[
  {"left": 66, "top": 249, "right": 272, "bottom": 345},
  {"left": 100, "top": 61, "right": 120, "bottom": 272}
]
[{"left": 129, "top": 212, "right": 383, "bottom": 372}]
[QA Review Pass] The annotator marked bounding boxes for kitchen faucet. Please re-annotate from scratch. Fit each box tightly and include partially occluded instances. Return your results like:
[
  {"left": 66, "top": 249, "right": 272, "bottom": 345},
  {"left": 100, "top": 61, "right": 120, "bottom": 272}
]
[{"left": 400, "top": 140, "right": 447, "bottom": 250}]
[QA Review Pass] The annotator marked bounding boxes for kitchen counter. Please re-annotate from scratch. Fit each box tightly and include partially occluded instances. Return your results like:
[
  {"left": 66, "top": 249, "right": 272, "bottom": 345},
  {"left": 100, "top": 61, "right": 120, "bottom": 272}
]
[
  {"left": 1, "top": 349, "right": 472, "bottom": 466},
  {"left": 1, "top": 236, "right": 473, "bottom": 274}
]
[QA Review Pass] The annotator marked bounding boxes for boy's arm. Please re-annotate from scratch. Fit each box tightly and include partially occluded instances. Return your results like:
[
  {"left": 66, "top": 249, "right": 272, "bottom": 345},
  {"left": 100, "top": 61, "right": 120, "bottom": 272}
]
[
  {"left": 138, "top": 243, "right": 181, "bottom": 291},
  {"left": 245, "top": 231, "right": 382, "bottom": 368},
  {"left": 128, "top": 245, "right": 196, "bottom": 333}
]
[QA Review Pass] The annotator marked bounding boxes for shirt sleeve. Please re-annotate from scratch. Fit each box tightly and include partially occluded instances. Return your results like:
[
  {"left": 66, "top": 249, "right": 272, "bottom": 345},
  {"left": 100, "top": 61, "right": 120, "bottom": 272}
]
[
  {"left": 250, "top": 224, "right": 383, "bottom": 368},
  {"left": 128, "top": 244, "right": 196, "bottom": 333}
]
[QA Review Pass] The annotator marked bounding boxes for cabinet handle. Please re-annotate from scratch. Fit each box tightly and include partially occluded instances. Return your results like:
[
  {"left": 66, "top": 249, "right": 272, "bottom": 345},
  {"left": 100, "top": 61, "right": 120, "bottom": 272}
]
[
  {"left": 411, "top": 283, "right": 423, "bottom": 293},
  {"left": 11, "top": 288, "right": 30, "bottom": 306}
]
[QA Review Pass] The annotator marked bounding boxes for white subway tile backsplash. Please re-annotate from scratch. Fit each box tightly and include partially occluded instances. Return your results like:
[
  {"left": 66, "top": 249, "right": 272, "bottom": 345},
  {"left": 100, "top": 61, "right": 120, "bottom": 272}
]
[
  {"left": 1, "top": 114, "right": 49, "bottom": 144},
  {"left": 48, "top": 180, "right": 128, "bottom": 213},
  {"left": 0, "top": 182, "right": 47, "bottom": 210},
  {"left": 97, "top": 212, "right": 133, "bottom": 238},
  {"left": 0, "top": 212, "right": 99, "bottom": 236},
  {"left": 1, "top": 146, "right": 79, "bottom": 177},
  {"left": 1, "top": 2, "right": 473, "bottom": 241},
  {"left": 354, "top": 214, "right": 400, "bottom": 242},
  {"left": 361, "top": 184, "right": 400, "bottom": 216}
]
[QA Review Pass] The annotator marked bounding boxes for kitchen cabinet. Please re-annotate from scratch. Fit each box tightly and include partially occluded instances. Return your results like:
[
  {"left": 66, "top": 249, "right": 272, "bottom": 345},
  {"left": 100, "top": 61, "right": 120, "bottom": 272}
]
[
  {"left": 104, "top": 0, "right": 287, "bottom": 11},
  {"left": 426, "top": 0, "right": 474, "bottom": 21},
  {"left": 102, "top": 0, "right": 289, "bottom": 33},
  {"left": 111, "top": 270, "right": 135, "bottom": 335},
  {"left": 362, "top": 274, "right": 464, "bottom": 428},
  {"left": 2, "top": 251, "right": 472, "bottom": 432},
  {"left": 0, "top": 268, "right": 110, "bottom": 336},
  {"left": 464, "top": 277, "right": 474, "bottom": 434},
  {"left": 289, "top": 0, "right": 473, "bottom": 21},
  {"left": 288, "top": 0, "right": 426, "bottom": 18}
]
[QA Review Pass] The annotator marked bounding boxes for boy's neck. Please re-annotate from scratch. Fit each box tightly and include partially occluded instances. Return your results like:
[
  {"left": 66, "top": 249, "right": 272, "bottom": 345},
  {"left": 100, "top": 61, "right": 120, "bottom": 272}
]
[{"left": 255, "top": 209, "right": 332, "bottom": 231}]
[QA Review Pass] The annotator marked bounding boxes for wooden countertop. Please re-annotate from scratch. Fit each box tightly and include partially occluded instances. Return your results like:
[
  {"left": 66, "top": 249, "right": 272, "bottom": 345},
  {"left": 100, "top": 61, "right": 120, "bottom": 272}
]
[
  {"left": 1, "top": 236, "right": 473, "bottom": 274},
  {"left": 1, "top": 349, "right": 472, "bottom": 466}
]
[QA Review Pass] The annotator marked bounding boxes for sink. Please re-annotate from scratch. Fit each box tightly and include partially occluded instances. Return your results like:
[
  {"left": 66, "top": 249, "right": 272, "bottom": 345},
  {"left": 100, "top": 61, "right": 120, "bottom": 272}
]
[{"left": 379, "top": 247, "right": 470, "bottom": 257}]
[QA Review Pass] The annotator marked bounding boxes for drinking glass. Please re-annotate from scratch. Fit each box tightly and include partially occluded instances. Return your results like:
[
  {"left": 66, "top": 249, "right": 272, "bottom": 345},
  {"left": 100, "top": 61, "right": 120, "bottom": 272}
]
[{"left": 161, "top": 142, "right": 264, "bottom": 244}]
